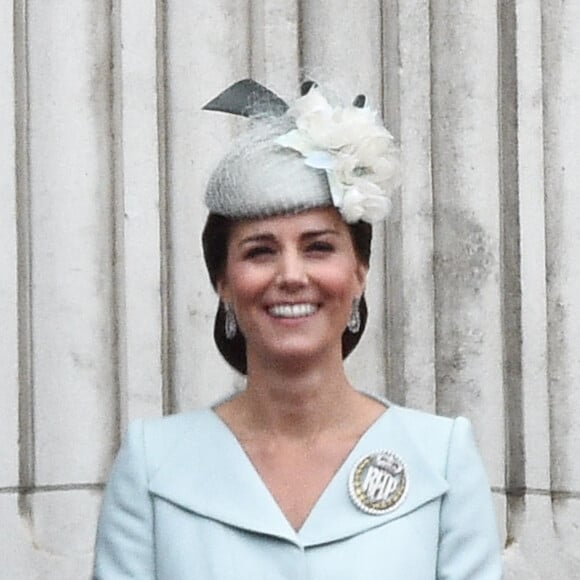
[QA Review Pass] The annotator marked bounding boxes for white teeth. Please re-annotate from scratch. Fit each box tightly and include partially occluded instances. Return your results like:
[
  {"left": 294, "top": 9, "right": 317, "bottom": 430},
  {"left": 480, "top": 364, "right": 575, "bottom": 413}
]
[{"left": 268, "top": 303, "right": 317, "bottom": 318}]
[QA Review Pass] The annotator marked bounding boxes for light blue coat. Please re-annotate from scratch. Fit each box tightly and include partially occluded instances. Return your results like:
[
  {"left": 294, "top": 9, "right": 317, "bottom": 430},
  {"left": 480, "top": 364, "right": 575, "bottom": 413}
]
[{"left": 93, "top": 404, "right": 503, "bottom": 579}]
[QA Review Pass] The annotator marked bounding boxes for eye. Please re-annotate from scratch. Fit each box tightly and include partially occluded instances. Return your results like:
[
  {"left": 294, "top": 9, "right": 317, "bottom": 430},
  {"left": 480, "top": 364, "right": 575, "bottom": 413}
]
[
  {"left": 306, "top": 241, "right": 335, "bottom": 254},
  {"left": 244, "top": 245, "right": 275, "bottom": 259}
]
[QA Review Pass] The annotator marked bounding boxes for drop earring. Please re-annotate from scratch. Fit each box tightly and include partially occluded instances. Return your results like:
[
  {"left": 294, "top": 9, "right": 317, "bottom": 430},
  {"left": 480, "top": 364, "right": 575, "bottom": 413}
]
[
  {"left": 224, "top": 303, "right": 237, "bottom": 339},
  {"left": 347, "top": 297, "right": 361, "bottom": 334}
]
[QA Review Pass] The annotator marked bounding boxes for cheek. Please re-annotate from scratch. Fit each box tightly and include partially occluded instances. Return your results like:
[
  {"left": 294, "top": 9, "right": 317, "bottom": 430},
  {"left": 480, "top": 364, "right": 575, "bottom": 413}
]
[
  {"left": 222, "top": 264, "right": 269, "bottom": 304},
  {"left": 318, "top": 264, "right": 364, "bottom": 299}
]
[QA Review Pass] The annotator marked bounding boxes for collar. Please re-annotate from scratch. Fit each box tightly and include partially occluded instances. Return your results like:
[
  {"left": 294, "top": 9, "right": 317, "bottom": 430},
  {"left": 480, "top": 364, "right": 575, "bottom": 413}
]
[{"left": 148, "top": 405, "right": 449, "bottom": 547}]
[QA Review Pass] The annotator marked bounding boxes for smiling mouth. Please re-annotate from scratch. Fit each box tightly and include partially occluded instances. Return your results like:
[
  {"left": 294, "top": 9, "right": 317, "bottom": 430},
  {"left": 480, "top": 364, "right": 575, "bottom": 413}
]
[{"left": 268, "top": 303, "right": 318, "bottom": 318}]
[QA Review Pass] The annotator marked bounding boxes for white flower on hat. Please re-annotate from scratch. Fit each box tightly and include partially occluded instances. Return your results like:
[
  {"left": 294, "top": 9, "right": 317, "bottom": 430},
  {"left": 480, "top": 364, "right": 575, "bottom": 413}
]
[{"left": 275, "top": 87, "right": 400, "bottom": 223}]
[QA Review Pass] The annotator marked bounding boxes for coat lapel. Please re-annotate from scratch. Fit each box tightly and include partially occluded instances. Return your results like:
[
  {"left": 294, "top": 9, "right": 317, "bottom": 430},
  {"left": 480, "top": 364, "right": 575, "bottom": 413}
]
[
  {"left": 148, "top": 405, "right": 449, "bottom": 547},
  {"left": 298, "top": 405, "right": 449, "bottom": 546},
  {"left": 148, "top": 410, "right": 298, "bottom": 543}
]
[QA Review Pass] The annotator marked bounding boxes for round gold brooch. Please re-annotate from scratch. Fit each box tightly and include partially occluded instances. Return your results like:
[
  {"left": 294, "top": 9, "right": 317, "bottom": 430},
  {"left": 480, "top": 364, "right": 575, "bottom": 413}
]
[{"left": 348, "top": 450, "right": 408, "bottom": 515}]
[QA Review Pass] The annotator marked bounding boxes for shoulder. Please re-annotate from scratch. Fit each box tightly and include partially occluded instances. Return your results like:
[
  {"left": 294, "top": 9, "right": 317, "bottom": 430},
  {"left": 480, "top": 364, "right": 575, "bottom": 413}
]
[
  {"left": 391, "top": 403, "right": 455, "bottom": 431},
  {"left": 140, "top": 407, "right": 212, "bottom": 437},
  {"left": 391, "top": 404, "right": 460, "bottom": 444},
  {"left": 124, "top": 408, "right": 218, "bottom": 476},
  {"left": 389, "top": 404, "right": 479, "bottom": 473}
]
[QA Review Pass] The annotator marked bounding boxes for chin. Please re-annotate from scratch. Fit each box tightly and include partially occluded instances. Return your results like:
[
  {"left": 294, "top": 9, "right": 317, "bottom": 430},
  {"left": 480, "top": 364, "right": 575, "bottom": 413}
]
[{"left": 251, "top": 338, "right": 341, "bottom": 369}]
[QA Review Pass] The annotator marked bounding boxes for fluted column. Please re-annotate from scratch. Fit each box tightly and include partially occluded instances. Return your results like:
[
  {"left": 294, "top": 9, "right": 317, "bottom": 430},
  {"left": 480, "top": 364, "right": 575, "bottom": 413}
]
[{"left": 1, "top": 1, "right": 580, "bottom": 578}]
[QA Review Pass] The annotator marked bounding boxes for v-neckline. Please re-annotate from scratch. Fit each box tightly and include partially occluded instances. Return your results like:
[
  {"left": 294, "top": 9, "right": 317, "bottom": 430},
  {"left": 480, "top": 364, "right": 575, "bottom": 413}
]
[
  {"left": 208, "top": 397, "right": 392, "bottom": 535},
  {"left": 148, "top": 402, "right": 450, "bottom": 547}
]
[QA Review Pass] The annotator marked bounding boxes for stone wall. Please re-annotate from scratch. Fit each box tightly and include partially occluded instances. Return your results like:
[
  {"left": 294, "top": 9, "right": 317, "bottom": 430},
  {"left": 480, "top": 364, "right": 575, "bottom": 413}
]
[{"left": 1, "top": 1, "right": 578, "bottom": 577}]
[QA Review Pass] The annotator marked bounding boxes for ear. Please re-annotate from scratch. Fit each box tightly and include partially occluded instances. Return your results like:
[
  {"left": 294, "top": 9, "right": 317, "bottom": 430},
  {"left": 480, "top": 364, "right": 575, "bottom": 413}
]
[
  {"left": 216, "top": 277, "right": 231, "bottom": 304},
  {"left": 354, "top": 262, "right": 369, "bottom": 296}
]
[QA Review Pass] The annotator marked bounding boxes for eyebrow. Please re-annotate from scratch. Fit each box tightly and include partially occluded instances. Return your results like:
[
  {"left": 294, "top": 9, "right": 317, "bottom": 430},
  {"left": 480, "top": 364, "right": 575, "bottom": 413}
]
[{"left": 238, "top": 229, "right": 340, "bottom": 246}]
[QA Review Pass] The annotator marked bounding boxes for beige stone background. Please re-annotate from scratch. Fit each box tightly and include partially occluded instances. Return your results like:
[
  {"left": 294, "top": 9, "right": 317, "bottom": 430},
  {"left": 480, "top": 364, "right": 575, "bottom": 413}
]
[{"left": 1, "top": 0, "right": 579, "bottom": 578}]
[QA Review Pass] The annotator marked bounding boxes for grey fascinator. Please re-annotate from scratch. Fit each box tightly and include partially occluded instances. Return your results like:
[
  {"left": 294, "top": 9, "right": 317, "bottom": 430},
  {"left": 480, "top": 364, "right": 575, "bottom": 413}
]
[{"left": 203, "top": 79, "right": 401, "bottom": 224}]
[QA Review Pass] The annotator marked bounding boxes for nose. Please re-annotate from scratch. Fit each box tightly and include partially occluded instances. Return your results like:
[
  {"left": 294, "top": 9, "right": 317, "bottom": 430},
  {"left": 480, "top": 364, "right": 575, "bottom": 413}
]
[{"left": 276, "top": 250, "right": 308, "bottom": 290}]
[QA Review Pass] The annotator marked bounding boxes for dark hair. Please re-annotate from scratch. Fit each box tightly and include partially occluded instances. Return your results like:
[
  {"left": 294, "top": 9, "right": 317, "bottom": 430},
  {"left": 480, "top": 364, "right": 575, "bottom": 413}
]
[{"left": 202, "top": 212, "right": 372, "bottom": 374}]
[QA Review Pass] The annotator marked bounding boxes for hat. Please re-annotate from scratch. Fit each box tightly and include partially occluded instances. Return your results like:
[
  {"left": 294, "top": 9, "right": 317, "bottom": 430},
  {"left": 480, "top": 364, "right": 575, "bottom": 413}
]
[{"left": 203, "top": 79, "right": 400, "bottom": 224}]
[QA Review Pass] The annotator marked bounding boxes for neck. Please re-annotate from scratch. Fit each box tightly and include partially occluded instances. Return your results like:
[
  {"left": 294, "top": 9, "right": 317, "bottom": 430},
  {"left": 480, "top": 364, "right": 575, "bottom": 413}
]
[{"left": 239, "top": 354, "right": 358, "bottom": 440}]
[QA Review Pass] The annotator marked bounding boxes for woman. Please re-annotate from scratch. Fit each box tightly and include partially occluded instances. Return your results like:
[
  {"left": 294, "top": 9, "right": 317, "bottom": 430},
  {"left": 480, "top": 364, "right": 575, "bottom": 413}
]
[{"left": 93, "top": 80, "right": 503, "bottom": 579}]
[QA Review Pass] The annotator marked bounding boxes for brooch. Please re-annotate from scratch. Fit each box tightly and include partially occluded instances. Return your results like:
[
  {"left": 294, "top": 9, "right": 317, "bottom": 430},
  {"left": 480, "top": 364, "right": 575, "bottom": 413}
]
[{"left": 348, "top": 450, "right": 408, "bottom": 515}]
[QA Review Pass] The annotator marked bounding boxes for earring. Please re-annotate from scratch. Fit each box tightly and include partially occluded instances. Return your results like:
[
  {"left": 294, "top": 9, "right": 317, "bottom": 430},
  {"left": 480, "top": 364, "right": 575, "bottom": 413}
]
[
  {"left": 347, "top": 297, "right": 361, "bottom": 333},
  {"left": 224, "top": 303, "right": 237, "bottom": 339}
]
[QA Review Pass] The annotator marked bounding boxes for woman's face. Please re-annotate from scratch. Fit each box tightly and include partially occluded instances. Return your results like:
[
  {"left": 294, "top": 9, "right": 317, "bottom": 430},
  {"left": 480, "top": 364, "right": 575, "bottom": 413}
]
[{"left": 218, "top": 207, "right": 368, "bottom": 368}]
